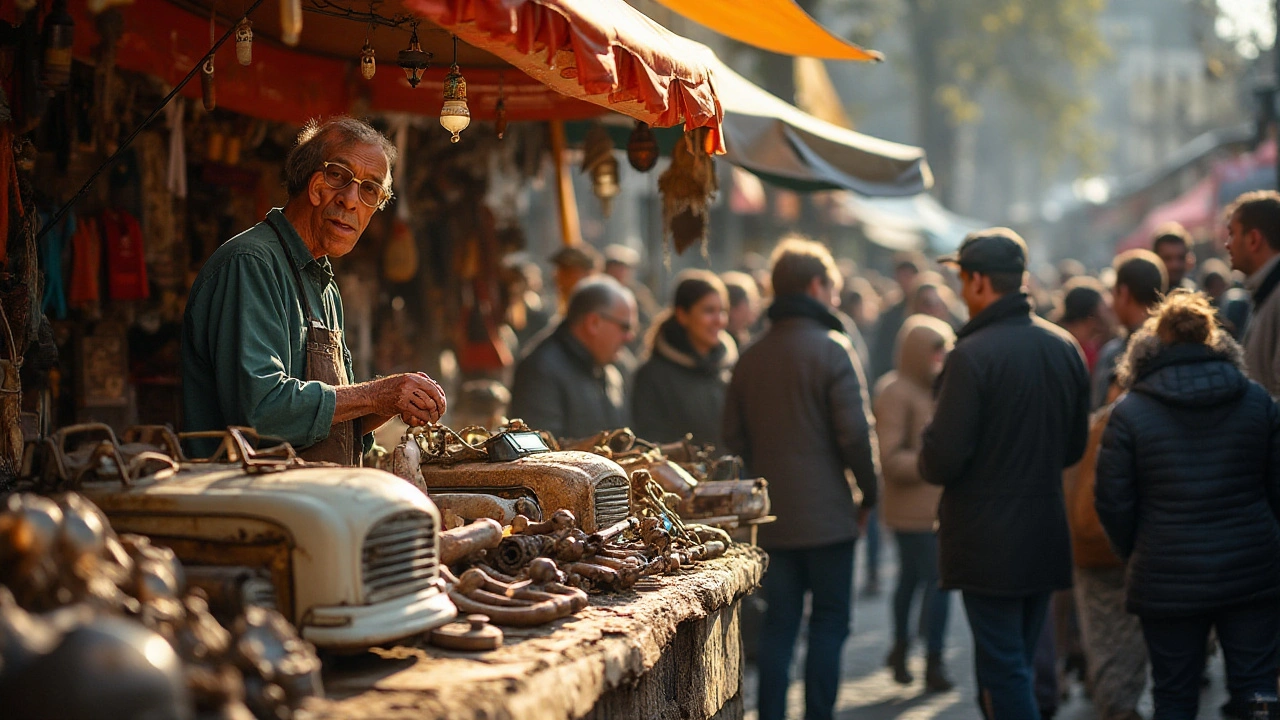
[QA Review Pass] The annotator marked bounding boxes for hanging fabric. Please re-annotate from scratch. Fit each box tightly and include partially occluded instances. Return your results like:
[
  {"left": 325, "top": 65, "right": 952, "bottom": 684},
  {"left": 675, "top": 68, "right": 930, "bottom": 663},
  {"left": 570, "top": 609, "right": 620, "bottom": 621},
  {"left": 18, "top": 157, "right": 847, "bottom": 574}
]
[
  {"left": 101, "top": 208, "right": 149, "bottom": 301},
  {"left": 38, "top": 209, "right": 74, "bottom": 319},
  {"left": 68, "top": 216, "right": 102, "bottom": 309},
  {"left": 0, "top": 125, "right": 24, "bottom": 268},
  {"left": 0, "top": 299, "right": 23, "bottom": 478},
  {"left": 165, "top": 97, "right": 187, "bottom": 198}
]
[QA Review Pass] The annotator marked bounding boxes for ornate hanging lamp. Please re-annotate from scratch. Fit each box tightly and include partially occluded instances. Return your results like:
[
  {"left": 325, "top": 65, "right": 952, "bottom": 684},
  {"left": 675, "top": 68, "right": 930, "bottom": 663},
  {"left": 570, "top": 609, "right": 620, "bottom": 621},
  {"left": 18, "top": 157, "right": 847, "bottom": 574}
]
[
  {"left": 439, "top": 36, "right": 470, "bottom": 142},
  {"left": 397, "top": 20, "right": 431, "bottom": 89}
]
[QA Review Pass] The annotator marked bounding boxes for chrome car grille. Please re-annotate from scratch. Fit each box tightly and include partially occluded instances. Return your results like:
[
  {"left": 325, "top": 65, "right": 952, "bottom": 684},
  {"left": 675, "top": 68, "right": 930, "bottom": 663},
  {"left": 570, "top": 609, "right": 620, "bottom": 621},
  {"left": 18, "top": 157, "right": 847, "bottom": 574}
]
[
  {"left": 361, "top": 510, "right": 437, "bottom": 605},
  {"left": 593, "top": 475, "right": 631, "bottom": 530}
]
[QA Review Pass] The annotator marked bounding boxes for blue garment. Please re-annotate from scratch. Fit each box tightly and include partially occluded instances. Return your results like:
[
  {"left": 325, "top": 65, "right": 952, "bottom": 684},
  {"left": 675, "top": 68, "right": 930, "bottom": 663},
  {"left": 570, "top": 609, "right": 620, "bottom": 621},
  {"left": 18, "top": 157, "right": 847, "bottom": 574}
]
[
  {"left": 38, "top": 210, "right": 73, "bottom": 319},
  {"left": 757, "top": 540, "right": 855, "bottom": 720},
  {"left": 863, "top": 506, "right": 881, "bottom": 584},
  {"left": 1141, "top": 600, "right": 1280, "bottom": 720},
  {"left": 962, "top": 591, "right": 1052, "bottom": 719},
  {"left": 892, "top": 531, "right": 950, "bottom": 653}
]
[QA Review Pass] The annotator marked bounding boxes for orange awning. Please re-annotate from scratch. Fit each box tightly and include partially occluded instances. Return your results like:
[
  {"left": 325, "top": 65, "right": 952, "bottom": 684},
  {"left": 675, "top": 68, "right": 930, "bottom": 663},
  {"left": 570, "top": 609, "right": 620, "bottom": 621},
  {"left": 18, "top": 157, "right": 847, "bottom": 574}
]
[
  {"left": 650, "top": 0, "right": 881, "bottom": 62},
  {"left": 404, "top": 0, "right": 724, "bottom": 151}
]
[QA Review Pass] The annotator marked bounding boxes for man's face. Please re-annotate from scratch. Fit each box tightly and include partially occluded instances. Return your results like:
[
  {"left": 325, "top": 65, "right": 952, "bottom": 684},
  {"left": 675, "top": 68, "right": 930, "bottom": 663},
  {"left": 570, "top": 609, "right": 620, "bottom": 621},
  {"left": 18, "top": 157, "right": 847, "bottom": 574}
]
[
  {"left": 1155, "top": 242, "right": 1190, "bottom": 286},
  {"left": 1225, "top": 216, "right": 1258, "bottom": 276},
  {"left": 895, "top": 266, "right": 920, "bottom": 293},
  {"left": 958, "top": 270, "right": 982, "bottom": 318},
  {"left": 584, "top": 298, "right": 637, "bottom": 366},
  {"left": 306, "top": 142, "right": 389, "bottom": 258}
]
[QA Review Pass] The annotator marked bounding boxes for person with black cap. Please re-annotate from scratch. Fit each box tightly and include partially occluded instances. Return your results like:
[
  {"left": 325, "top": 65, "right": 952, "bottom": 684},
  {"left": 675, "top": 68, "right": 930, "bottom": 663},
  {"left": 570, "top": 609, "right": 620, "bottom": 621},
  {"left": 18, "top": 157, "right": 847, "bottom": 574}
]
[{"left": 919, "top": 228, "right": 1091, "bottom": 720}]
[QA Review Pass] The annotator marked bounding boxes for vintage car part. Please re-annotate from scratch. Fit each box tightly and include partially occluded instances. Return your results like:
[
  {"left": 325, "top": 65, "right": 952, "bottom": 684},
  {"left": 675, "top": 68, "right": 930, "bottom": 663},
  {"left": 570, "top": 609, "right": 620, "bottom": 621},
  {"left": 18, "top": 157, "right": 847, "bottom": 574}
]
[
  {"left": 24, "top": 425, "right": 458, "bottom": 651},
  {"left": 0, "top": 492, "right": 323, "bottom": 720},
  {"left": 429, "top": 614, "right": 503, "bottom": 651},
  {"left": 394, "top": 423, "right": 632, "bottom": 534},
  {"left": 439, "top": 518, "right": 504, "bottom": 567}
]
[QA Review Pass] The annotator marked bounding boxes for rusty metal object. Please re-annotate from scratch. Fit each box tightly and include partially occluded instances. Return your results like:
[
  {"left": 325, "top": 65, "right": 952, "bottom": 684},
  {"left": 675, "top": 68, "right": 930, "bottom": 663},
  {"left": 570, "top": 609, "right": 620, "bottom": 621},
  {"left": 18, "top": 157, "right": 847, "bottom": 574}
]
[
  {"left": 677, "top": 478, "right": 770, "bottom": 521},
  {"left": 432, "top": 492, "right": 541, "bottom": 526},
  {"left": 430, "top": 614, "right": 503, "bottom": 651},
  {"left": 439, "top": 518, "right": 504, "bottom": 566},
  {"left": 492, "top": 534, "right": 558, "bottom": 575},
  {"left": 513, "top": 509, "right": 576, "bottom": 535},
  {"left": 442, "top": 566, "right": 587, "bottom": 627}
]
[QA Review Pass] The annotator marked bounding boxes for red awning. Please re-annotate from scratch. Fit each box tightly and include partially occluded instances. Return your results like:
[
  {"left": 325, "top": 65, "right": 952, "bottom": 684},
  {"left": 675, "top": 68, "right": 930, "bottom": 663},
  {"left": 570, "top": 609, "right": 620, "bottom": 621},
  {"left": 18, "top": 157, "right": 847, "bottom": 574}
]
[
  {"left": 1116, "top": 175, "right": 1218, "bottom": 252},
  {"left": 404, "top": 0, "right": 724, "bottom": 151}
]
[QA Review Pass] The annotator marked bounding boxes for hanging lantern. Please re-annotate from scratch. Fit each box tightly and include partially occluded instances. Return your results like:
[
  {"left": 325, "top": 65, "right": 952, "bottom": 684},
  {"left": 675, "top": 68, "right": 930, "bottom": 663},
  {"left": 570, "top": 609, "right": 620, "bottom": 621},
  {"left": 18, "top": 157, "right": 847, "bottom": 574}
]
[
  {"left": 397, "top": 22, "right": 431, "bottom": 89},
  {"left": 201, "top": 56, "right": 216, "bottom": 111},
  {"left": 494, "top": 72, "right": 507, "bottom": 140},
  {"left": 627, "top": 121, "right": 659, "bottom": 172},
  {"left": 235, "top": 18, "right": 253, "bottom": 66},
  {"left": 360, "top": 40, "right": 376, "bottom": 80},
  {"left": 439, "top": 37, "right": 470, "bottom": 143},
  {"left": 280, "top": 0, "right": 302, "bottom": 46},
  {"left": 41, "top": 0, "right": 75, "bottom": 94},
  {"left": 582, "top": 123, "right": 620, "bottom": 217}
]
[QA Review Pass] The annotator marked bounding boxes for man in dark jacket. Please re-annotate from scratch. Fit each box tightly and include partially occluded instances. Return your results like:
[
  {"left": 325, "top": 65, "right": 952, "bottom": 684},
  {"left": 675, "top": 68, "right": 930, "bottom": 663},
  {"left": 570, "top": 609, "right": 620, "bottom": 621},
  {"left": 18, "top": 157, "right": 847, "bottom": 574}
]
[
  {"left": 508, "top": 276, "right": 635, "bottom": 441},
  {"left": 920, "top": 228, "right": 1090, "bottom": 719},
  {"left": 723, "top": 237, "right": 880, "bottom": 720}
]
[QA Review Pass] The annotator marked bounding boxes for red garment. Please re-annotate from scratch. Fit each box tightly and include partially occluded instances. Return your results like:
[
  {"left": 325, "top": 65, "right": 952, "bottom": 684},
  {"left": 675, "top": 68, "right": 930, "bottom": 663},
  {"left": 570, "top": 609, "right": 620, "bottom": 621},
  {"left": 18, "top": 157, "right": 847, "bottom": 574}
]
[
  {"left": 0, "top": 125, "right": 24, "bottom": 268},
  {"left": 100, "top": 209, "right": 149, "bottom": 301},
  {"left": 68, "top": 216, "right": 101, "bottom": 308}
]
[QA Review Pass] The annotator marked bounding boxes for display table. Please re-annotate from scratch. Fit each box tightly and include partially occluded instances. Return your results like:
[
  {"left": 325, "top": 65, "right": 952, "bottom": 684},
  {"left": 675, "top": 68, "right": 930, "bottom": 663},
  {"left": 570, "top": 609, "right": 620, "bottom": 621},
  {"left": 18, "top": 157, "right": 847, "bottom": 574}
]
[{"left": 302, "top": 545, "right": 767, "bottom": 720}]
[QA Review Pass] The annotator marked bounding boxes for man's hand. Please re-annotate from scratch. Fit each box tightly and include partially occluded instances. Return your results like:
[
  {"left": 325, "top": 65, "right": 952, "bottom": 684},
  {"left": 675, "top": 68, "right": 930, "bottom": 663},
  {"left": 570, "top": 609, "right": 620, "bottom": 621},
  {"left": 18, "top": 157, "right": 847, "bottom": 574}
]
[
  {"left": 334, "top": 372, "right": 447, "bottom": 427},
  {"left": 378, "top": 372, "right": 447, "bottom": 426}
]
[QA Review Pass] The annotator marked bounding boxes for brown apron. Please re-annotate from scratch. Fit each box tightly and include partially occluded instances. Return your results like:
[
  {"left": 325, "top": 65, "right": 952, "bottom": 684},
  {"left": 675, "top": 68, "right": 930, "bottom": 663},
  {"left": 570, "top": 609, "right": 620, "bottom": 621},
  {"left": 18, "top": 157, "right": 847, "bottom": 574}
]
[{"left": 268, "top": 220, "right": 361, "bottom": 466}]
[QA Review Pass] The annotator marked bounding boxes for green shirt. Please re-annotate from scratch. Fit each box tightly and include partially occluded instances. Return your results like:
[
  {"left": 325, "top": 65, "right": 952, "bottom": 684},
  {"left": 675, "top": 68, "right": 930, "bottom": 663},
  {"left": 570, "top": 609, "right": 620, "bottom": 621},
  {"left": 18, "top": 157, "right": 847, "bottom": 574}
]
[{"left": 181, "top": 209, "right": 357, "bottom": 450}]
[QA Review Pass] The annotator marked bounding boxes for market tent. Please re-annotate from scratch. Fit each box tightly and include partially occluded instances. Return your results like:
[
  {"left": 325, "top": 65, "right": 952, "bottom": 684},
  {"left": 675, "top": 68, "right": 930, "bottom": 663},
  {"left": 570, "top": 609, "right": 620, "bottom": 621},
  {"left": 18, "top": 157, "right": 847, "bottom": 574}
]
[
  {"left": 405, "top": 0, "right": 724, "bottom": 150},
  {"left": 650, "top": 0, "right": 881, "bottom": 61},
  {"left": 706, "top": 45, "right": 931, "bottom": 197},
  {"left": 61, "top": 0, "right": 723, "bottom": 136},
  {"left": 839, "top": 193, "right": 983, "bottom": 252}
]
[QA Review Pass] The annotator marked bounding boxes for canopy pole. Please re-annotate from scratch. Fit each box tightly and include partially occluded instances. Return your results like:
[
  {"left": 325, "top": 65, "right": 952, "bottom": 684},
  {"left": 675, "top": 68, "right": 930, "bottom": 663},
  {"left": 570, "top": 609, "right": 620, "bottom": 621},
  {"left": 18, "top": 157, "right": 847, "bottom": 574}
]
[{"left": 549, "top": 120, "right": 583, "bottom": 247}]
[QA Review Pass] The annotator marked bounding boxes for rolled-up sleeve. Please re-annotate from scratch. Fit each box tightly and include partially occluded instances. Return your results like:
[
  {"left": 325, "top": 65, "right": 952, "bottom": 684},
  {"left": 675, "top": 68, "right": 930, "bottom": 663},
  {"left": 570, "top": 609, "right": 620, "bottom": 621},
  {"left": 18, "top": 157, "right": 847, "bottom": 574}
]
[{"left": 190, "top": 253, "right": 336, "bottom": 448}]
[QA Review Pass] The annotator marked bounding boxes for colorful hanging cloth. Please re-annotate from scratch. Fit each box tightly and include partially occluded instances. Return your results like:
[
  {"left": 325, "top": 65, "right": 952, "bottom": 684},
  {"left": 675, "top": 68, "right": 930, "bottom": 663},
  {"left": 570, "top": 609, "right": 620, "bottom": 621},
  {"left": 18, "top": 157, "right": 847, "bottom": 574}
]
[
  {"left": 68, "top": 216, "right": 101, "bottom": 309},
  {"left": 101, "top": 208, "right": 149, "bottom": 301},
  {"left": 38, "top": 209, "right": 74, "bottom": 319}
]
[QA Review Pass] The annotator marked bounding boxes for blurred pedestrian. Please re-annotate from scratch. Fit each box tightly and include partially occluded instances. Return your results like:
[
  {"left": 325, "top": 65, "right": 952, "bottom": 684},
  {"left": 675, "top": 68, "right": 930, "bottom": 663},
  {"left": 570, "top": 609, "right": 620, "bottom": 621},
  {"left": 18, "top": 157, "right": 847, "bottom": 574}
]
[
  {"left": 1096, "top": 291, "right": 1280, "bottom": 720},
  {"left": 632, "top": 270, "right": 736, "bottom": 450},
  {"left": 604, "top": 243, "right": 659, "bottom": 349},
  {"left": 1091, "top": 251, "right": 1167, "bottom": 409},
  {"left": 508, "top": 275, "right": 635, "bottom": 441},
  {"left": 1199, "top": 258, "right": 1250, "bottom": 340},
  {"left": 724, "top": 236, "right": 880, "bottom": 720},
  {"left": 920, "top": 228, "right": 1091, "bottom": 720},
  {"left": 875, "top": 314, "right": 956, "bottom": 691},
  {"left": 1224, "top": 190, "right": 1280, "bottom": 397},
  {"left": 722, "top": 270, "right": 761, "bottom": 350},
  {"left": 870, "top": 253, "right": 925, "bottom": 381},
  {"left": 1151, "top": 223, "right": 1196, "bottom": 291},
  {"left": 501, "top": 258, "right": 552, "bottom": 351},
  {"left": 1053, "top": 277, "right": 1114, "bottom": 374},
  {"left": 549, "top": 244, "right": 601, "bottom": 315}
]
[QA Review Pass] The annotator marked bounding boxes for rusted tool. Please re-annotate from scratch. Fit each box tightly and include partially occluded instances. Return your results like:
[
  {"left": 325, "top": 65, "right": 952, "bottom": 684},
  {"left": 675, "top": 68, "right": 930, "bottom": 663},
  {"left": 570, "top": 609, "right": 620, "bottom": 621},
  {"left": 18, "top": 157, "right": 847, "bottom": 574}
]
[
  {"left": 430, "top": 614, "right": 503, "bottom": 651},
  {"left": 439, "top": 518, "right": 504, "bottom": 566}
]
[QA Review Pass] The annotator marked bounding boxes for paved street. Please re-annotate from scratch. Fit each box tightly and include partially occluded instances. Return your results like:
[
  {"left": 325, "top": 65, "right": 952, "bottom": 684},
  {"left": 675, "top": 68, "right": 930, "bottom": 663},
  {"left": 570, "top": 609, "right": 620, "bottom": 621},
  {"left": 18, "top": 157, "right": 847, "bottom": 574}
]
[{"left": 742, "top": 536, "right": 1229, "bottom": 719}]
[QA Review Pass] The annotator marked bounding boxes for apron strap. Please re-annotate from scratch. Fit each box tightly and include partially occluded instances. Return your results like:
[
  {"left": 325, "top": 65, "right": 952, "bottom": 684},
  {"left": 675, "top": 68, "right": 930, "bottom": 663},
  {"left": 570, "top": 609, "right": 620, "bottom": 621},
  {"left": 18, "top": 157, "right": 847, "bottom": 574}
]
[{"left": 265, "top": 217, "right": 325, "bottom": 328}]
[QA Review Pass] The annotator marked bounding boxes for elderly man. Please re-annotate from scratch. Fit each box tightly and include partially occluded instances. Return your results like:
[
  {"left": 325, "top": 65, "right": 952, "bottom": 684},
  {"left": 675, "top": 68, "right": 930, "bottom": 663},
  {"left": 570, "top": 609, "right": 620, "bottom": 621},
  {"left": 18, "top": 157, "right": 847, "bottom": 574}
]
[
  {"left": 182, "top": 117, "right": 446, "bottom": 465},
  {"left": 508, "top": 275, "right": 636, "bottom": 441}
]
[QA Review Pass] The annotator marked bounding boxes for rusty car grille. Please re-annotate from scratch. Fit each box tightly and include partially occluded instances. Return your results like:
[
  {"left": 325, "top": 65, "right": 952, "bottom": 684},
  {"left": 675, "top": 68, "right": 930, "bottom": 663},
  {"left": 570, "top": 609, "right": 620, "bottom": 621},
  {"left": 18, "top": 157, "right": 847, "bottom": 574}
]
[
  {"left": 593, "top": 475, "right": 631, "bottom": 529},
  {"left": 361, "top": 510, "right": 437, "bottom": 605}
]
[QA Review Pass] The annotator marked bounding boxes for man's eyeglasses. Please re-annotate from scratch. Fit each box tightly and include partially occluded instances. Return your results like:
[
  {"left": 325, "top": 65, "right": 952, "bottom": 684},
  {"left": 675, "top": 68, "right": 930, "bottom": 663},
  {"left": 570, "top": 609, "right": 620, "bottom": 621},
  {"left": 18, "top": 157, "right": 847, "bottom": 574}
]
[
  {"left": 599, "top": 313, "right": 633, "bottom": 334},
  {"left": 321, "top": 161, "right": 392, "bottom": 209}
]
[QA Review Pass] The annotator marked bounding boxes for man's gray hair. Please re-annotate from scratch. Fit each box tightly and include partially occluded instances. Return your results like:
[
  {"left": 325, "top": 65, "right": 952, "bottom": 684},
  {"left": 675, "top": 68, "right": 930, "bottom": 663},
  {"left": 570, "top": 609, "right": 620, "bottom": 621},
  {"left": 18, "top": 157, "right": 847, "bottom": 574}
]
[
  {"left": 283, "top": 117, "right": 397, "bottom": 205},
  {"left": 565, "top": 275, "right": 633, "bottom": 326}
]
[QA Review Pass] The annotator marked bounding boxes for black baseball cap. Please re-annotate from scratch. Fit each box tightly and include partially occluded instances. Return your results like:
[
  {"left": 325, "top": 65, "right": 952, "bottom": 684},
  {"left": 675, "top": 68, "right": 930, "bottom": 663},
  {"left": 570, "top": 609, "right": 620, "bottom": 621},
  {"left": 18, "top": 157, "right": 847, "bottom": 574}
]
[{"left": 938, "top": 228, "right": 1028, "bottom": 274}]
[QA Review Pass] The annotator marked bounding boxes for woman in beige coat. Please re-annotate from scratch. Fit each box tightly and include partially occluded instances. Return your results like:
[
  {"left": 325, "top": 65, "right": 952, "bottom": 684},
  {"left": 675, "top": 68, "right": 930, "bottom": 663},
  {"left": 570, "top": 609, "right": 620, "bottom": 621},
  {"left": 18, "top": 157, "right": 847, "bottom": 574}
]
[{"left": 874, "top": 314, "right": 955, "bottom": 691}]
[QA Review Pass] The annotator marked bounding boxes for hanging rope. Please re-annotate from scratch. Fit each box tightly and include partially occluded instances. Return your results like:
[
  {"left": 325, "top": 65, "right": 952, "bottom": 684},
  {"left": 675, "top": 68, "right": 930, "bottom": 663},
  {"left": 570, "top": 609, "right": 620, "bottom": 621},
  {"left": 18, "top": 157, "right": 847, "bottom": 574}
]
[{"left": 35, "top": 0, "right": 268, "bottom": 242}]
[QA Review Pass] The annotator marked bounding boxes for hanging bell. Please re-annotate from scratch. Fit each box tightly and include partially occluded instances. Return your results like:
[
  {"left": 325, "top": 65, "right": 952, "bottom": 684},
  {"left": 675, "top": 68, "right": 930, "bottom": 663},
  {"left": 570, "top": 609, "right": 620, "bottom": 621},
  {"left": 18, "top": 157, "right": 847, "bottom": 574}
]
[
  {"left": 360, "top": 41, "right": 376, "bottom": 80},
  {"left": 440, "top": 63, "right": 470, "bottom": 143},
  {"left": 201, "top": 57, "right": 216, "bottom": 111},
  {"left": 627, "top": 122, "right": 659, "bottom": 172},
  {"left": 235, "top": 18, "right": 253, "bottom": 66},
  {"left": 280, "top": 0, "right": 302, "bottom": 46}
]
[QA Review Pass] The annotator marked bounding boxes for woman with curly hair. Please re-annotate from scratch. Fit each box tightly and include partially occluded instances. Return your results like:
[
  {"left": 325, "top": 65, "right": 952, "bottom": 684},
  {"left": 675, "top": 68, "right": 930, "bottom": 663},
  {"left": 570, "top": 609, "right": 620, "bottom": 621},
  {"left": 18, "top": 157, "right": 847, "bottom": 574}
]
[{"left": 1095, "top": 291, "right": 1280, "bottom": 720}]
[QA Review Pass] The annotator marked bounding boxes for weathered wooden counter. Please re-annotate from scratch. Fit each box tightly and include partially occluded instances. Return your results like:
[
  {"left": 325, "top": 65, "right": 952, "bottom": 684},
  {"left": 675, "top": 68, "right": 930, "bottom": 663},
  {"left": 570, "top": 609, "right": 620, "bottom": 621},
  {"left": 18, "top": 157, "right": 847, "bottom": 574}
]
[{"left": 300, "top": 545, "right": 767, "bottom": 720}]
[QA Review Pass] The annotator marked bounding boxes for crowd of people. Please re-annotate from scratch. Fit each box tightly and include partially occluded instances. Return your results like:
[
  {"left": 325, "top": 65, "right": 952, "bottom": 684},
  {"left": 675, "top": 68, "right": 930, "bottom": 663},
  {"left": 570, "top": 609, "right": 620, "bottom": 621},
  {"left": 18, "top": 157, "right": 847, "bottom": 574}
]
[{"left": 485, "top": 191, "right": 1280, "bottom": 720}]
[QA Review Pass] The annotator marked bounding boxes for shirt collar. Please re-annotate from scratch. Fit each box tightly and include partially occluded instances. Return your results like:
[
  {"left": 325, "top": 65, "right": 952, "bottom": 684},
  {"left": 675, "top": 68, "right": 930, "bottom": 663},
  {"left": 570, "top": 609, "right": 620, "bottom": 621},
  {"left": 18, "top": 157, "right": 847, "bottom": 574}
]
[
  {"left": 1246, "top": 254, "right": 1280, "bottom": 292},
  {"left": 267, "top": 208, "right": 334, "bottom": 279}
]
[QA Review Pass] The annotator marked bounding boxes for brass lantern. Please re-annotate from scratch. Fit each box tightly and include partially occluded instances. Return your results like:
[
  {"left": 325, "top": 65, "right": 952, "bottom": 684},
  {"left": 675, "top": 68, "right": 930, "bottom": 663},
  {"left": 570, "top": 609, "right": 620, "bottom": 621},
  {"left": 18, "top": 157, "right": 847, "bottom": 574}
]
[
  {"left": 397, "top": 22, "right": 431, "bottom": 89},
  {"left": 439, "top": 36, "right": 470, "bottom": 142},
  {"left": 235, "top": 18, "right": 253, "bottom": 66},
  {"left": 360, "top": 40, "right": 376, "bottom": 80},
  {"left": 627, "top": 121, "right": 659, "bottom": 172}
]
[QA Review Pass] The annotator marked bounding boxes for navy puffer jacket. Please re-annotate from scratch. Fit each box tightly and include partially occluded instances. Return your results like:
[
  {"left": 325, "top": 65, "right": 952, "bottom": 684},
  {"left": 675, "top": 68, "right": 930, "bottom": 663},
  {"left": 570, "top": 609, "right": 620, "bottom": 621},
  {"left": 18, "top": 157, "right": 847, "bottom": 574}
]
[{"left": 1095, "top": 334, "right": 1280, "bottom": 618}]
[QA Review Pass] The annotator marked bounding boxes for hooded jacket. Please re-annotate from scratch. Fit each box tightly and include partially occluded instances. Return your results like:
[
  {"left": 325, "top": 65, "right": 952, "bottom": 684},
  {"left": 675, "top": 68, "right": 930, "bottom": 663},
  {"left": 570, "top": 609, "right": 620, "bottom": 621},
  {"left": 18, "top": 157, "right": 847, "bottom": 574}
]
[
  {"left": 874, "top": 315, "right": 953, "bottom": 533},
  {"left": 1095, "top": 329, "right": 1280, "bottom": 617},
  {"left": 723, "top": 293, "right": 880, "bottom": 549},
  {"left": 632, "top": 315, "right": 738, "bottom": 449},
  {"left": 920, "top": 292, "right": 1091, "bottom": 596}
]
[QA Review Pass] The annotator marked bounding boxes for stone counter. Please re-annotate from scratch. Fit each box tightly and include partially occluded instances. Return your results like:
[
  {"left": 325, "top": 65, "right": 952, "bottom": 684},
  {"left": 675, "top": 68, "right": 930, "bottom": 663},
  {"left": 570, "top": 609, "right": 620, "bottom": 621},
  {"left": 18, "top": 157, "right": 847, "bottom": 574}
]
[{"left": 302, "top": 545, "right": 767, "bottom": 720}]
